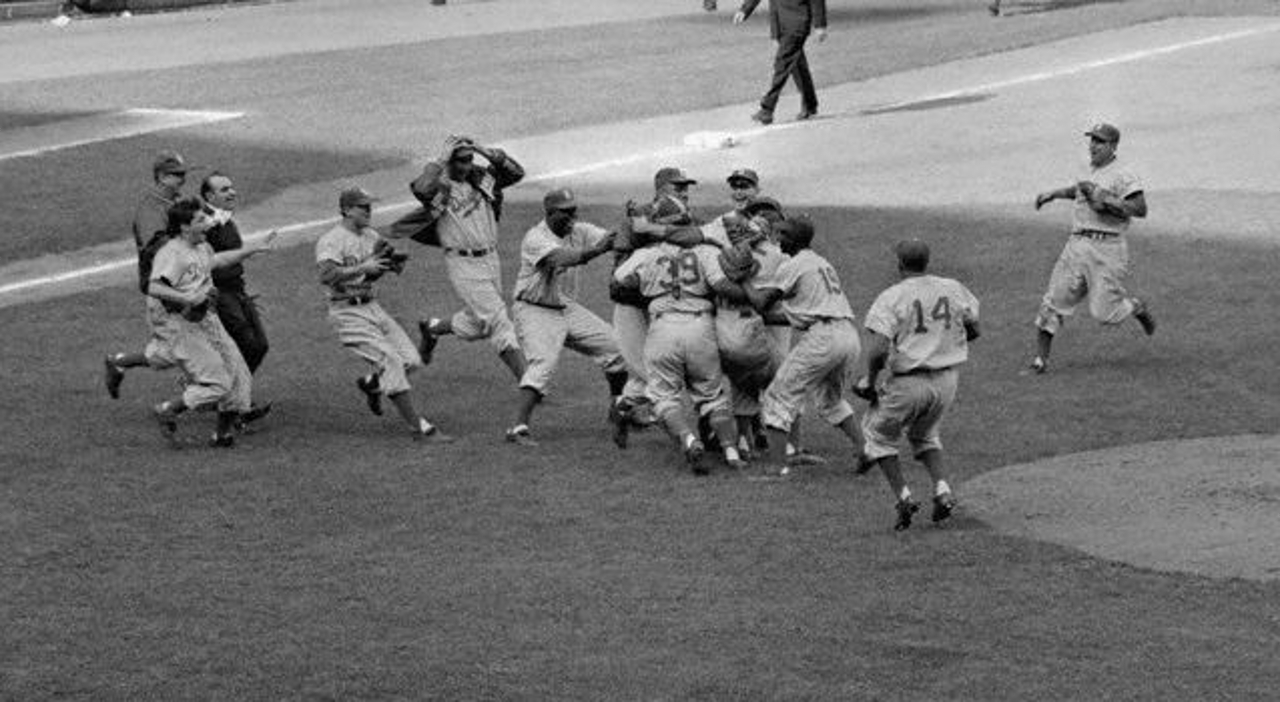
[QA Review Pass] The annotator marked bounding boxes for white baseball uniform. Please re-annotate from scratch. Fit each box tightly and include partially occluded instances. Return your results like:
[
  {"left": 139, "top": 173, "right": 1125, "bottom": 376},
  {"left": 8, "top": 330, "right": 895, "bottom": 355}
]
[
  {"left": 861, "top": 274, "right": 979, "bottom": 460},
  {"left": 435, "top": 178, "right": 520, "bottom": 353},
  {"left": 316, "top": 223, "right": 422, "bottom": 396},
  {"left": 512, "top": 219, "right": 625, "bottom": 394},
  {"left": 1037, "top": 156, "right": 1144, "bottom": 334},
  {"left": 759, "top": 249, "right": 860, "bottom": 433},
  {"left": 145, "top": 238, "right": 252, "bottom": 413}
]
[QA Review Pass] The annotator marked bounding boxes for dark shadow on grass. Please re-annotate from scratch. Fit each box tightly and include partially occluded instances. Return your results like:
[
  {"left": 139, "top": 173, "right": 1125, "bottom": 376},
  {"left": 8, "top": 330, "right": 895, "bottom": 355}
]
[
  {"left": 999, "top": 0, "right": 1130, "bottom": 16},
  {"left": 0, "top": 134, "right": 405, "bottom": 264}
]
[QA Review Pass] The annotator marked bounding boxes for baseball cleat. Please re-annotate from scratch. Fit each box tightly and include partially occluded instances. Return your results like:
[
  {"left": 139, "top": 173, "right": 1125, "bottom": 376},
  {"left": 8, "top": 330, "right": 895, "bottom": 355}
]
[
  {"left": 894, "top": 498, "right": 920, "bottom": 531},
  {"left": 1029, "top": 356, "right": 1047, "bottom": 375},
  {"left": 153, "top": 403, "right": 181, "bottom": 447},
  {"left": 103, "top": 356, "right": 124, "bottom": 399},
  {"left": 608, "top": 400, "right": 631, "bottom": 449},
  {"left": 209, "top": 432, "right": 236, "bottom": 448},
  {"left": 242, "top": 402, "right": 272, "bottom": 424},
  {"left": 418, "top": 318, "right": 440, "bottom": 366},
  {"left": 685, "top": 438, "right": 708, "bottom": 475},
  {"left": 795, "top": 108, "right": 817, "bottom": 121},
  {"left": 1132, "top": 298, "right": 1157, "bottom": 336},
  {"left": 356, "top": 375, "right": 383, "bottom": 416},
  {"left": 751, "top": 109, "right": 774, "bottom": 125},
  {"left": 505, "top": 425, "right": 538, "bottom": 447},
  {"left": 932, "top": 493, "right": 957, "bottom": 523},
  {"left": 415, "top": 424, "right": 456, "bottom": 444}
]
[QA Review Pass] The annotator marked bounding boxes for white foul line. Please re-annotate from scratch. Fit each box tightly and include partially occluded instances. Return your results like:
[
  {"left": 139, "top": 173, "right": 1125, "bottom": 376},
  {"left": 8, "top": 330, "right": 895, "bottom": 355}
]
[
  {"left": 0, "top": 108, "right": 244, "bottom": 162},
  {"left": 3, "top": 22, "right": 1278, "bottom": 298}
]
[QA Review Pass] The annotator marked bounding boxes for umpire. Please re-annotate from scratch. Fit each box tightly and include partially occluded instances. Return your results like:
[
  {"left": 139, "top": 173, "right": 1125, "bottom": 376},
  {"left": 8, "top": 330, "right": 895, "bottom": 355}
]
[
  {"left": 201, "top": 172, "right": 273, "bottom": 422},
  {"left": 734, "top": 0, "right": 828, "bottom": 125}
]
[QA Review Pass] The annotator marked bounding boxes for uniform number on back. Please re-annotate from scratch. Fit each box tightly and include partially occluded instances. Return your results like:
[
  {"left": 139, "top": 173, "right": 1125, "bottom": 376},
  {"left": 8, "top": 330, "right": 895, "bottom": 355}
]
[
  {"left": 911, "top": 296, "right": 952, "bottom": 334},
  {"left": 657, "top": 252, "right": 701, "bottom": 299}
]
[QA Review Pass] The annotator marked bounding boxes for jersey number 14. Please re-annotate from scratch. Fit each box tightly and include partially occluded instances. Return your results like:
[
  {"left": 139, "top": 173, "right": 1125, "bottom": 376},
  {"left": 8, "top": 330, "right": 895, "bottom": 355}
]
[{"left": 911, "top": 296, "right": 952, "bottom": 334}]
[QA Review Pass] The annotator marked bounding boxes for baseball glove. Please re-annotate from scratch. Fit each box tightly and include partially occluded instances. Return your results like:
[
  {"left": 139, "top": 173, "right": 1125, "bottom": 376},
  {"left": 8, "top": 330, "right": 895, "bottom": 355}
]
[
  {"left": 373, "top": 239, "right": 410, "bottom": 275},
  {"left": 718, "top": 243, "right": 759, "bottom": 283}
]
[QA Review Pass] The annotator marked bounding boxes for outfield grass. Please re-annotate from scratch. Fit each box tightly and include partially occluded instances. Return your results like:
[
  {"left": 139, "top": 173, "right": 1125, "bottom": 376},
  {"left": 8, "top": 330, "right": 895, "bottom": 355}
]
[{"left": 3, "top": 202, "right": 1278, "bottom": 699}]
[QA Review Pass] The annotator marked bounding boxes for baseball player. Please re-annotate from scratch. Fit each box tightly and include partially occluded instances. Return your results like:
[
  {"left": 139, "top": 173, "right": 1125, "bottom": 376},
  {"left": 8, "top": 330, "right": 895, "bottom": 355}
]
[
  {"left": 316, "top": 187, "right": 454, "bottom": 444},
  {"left": 734, "top": 0, "right": 827, "bottom": 125},
  {"left": 404, "top": 136, "right": 528, "bottom": 381},
  {"left": 608, "top": 167, "right": 713, "bottom": 446},
  {"left": 104, "top": 150, "right": 194, "bottom": 398},
  {"left": 1030, "top": 122, "right": 1156, "bottom": 374},
  {"left": 737, "top": 215, "right": 867, "bottom": 473},
  {"left": 613, "top": 240, "right": 744, "bottom": 475},
  {"left": 854, "top": 240, "right": 980, "bottom": 531},
  {"left": 144, "top": 198, "right": 275, "bottom": 447},
  {"left": 507, "top": 188, "right": 626, "bottom": 447},
  {"left": 200, "top": 171, "right": 272, "bottom": 426}
]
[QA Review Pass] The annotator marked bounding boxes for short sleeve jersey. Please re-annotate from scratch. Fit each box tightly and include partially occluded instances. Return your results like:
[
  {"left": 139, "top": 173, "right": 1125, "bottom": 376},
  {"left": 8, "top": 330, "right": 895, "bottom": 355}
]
[
  {"left": 1072, "top": 156, "right": 1143, "bottom": 235},
  {"left": 864, "top": 274, "right": 979, "bottom": 374},
  {"left": 315, "top": 222, "right": 380, "bottom": 298},
  {"left": 436, "top": 179, "right": 499, "bottom": 250},
  {"left": 614, "top": 242, "right": 721, "bottom": 316},
  {"left": 765, "top": 249, "right": 855, "bottom": 328},
  {"left": 148, "top": 238, "right": 215, "bottom": 318},
  {"left": 514, "top": 220, "right": 610, "bottom": 308}
]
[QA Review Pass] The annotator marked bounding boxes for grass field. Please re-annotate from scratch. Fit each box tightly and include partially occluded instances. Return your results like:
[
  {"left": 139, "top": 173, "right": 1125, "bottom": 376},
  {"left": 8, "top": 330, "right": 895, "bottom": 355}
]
[
  {"left": 4, "top": 0, "right": 1280, "bottom": 699},
  {"left": 4, "top": 201, "right": 1280, "bottom": 699}
]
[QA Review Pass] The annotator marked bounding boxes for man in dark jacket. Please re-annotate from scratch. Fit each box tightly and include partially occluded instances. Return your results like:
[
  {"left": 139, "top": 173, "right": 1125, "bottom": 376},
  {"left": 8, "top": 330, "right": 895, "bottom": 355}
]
[{"left": 734, "top": 0, "right": 828, "bottom": 125}]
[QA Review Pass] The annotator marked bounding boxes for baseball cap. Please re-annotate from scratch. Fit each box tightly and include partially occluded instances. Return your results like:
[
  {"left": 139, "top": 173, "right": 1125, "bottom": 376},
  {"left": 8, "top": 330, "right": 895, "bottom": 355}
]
[
  {"left": 727, "top": 168, "right": 759, "bottom": 187},
  {"left": 339, "top": 186, "right": 378, "bottom": 209},
  {"left": 654, "top": 167, "right": 697, "bottom": 189},
  {"left": 742, "top": 196, "right": 783, "bottom": 217},
  {"left": 153, "top": 150, "right": 190, "bottom": 176},
  {"left": 543, "top": 187, "right": 577, "bottom": 211},
  {"left": 1085, "top": 122, "right": 1121, "bottom": 143}
]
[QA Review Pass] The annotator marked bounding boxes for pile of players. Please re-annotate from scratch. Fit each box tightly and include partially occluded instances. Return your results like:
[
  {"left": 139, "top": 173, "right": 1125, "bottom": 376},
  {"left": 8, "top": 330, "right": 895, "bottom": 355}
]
[{"left": 103, "top": 137, "right": 991, "bottom": 530}]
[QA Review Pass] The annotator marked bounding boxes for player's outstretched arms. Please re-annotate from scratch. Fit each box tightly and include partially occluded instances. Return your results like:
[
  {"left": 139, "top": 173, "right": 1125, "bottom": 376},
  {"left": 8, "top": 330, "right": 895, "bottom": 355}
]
[{"left": 1035, "top": 185, "right": 1077, "bottom": 210}]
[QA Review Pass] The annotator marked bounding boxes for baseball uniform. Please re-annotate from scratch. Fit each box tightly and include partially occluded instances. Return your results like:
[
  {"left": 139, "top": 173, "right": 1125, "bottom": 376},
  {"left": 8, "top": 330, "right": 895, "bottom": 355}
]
[
  {"left": 513, "top": 219, "right": 625, "bottom": 395},
  {"left": 715, "top": 238, "right": 789, "bottom": 416},
  {"left": 145, "top": 237, "right": 252, "bottom": 414},
  {"left": 614, "top": 242, "right": 731, "bottom": 432},
  {"left": 861, "top": 275, "right": 979, "bottom": 460},
  {"left": 758, "top": 248, "right": 859, "bottom": 433},
  {"left": 1036, "top": 156, "right": 1144, "bottom": 334},
  {"left": 316, "top": 222, "right": 422, "bottom": 397},
  {"left": 133, "top": 185, "right": 177, "bottom": 293}
]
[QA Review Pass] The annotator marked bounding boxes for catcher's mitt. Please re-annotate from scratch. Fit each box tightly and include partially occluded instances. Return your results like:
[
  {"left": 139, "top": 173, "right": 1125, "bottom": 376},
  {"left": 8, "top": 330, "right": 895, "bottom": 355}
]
[{"left": 718, "top": 243, "right": 759, "bottom": 283}]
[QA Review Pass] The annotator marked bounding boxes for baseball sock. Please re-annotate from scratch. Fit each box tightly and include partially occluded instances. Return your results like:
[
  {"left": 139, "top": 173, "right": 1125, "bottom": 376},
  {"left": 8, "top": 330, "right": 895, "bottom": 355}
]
[{"left": 935, "top": 480, "right": 951, "bottom": 497}]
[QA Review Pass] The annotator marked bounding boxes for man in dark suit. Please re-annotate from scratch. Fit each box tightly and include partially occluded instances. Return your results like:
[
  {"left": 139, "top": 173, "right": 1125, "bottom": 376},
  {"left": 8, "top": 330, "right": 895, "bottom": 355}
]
[{"left": 734, "top": 0, "right": 828, "bottom": 125}]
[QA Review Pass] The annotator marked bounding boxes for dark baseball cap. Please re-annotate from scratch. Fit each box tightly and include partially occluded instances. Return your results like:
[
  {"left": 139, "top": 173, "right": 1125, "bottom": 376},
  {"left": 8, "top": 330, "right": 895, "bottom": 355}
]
[
  {"left": 1085, "top": 122, "right": 1121, "bottom": 143},
  {"left": 153, "top": 149, "right": 190, "bottom": 176},
  {"left": 654, "top": 167, "right": 697, "bottom": 188},
  {"left": 742, "top": 195, "right": 783, "bottom": 217},
  {"left": 339, "top": 186, "right": 378, "bottom": 209},
  {"left": 727, "top": 168, "right": 759, "bottom": 187},
  {"left": 543, "top": 187, "right": 577, "bottom": 211}
]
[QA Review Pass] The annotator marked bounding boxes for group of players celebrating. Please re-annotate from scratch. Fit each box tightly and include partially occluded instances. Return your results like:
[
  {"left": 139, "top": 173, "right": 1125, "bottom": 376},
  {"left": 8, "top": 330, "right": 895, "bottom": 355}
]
[{"left": 103, "top": 135, "right": 990, "bottom": 531}]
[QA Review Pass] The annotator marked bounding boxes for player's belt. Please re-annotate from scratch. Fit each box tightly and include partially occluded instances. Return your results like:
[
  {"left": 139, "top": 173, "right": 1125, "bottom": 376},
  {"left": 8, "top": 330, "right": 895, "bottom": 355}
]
[
  {"left": 653, "top": 309, "right": 711, "bottom": 320},
  {"left": 1073, "top": 229, "right": 1120, "bottom": 240},
  {"left": 894, "top": 365, "right": 954, "bottom": 377},
  {"left": 444, "top": 246, "right": 493, "bottom": 257},
  {"left": 331, "top": 293, "right": 375, "bottom": 306}
]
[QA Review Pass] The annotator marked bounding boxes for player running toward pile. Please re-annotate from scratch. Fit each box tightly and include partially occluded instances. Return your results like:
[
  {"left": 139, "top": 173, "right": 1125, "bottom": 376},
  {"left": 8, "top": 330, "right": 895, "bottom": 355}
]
[
  {"left": 1030, "top": 122, "right": 1155, "bottom": 374},
  {"left": 316, "top": 187, "right": 454, "bottom": 444},
  {"left": 613, "top": 239, "right": 743, "bottom": 475},
  {"left": 145, "top": 198, "right": 275, "bottom": 447},
  {"left": 853, "top": 240, "right": 980, "bottom": 531},
  {"left": 506, "top": 188, "right": 626, "bottom": 447},
  {"left": 737, "top": 215, "right": 867, "bottom": 474}
]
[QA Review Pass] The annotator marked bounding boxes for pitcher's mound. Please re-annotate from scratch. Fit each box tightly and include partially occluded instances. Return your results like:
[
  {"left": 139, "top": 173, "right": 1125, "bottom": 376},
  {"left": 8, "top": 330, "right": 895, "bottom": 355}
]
[{"left": 966, "top": 434, "right": 1280, "bottom": 581}]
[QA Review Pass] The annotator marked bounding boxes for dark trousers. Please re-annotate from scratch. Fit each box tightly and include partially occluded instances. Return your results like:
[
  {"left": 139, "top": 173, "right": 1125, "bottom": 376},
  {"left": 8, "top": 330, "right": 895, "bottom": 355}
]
[
  {"left": 215, "top": 288, "right": 269, "bottom": 373},
  {"left": 761, "top": 31, "right": 818, "bottom": 114}
]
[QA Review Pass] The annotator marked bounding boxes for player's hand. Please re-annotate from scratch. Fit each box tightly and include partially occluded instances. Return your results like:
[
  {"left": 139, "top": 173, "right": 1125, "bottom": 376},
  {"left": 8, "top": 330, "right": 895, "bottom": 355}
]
[
  {"left": 251, "top": 230, "right": 279, "bottom": 254},
  {"left": 732, "top": 10, "right": 746, "bottom": 23},
  {"left": 815, "top": 27, "right": 828, "bottom": 42},
  {"left": 1034, "top": 192, "right": 1054, "bottom": 210}
]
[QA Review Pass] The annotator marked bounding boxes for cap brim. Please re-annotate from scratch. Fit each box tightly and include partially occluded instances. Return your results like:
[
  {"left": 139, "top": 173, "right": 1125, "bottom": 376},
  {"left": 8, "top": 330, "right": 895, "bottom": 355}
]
[{"left": 673, "top": 178, "right": 697, "bottom": 185}]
